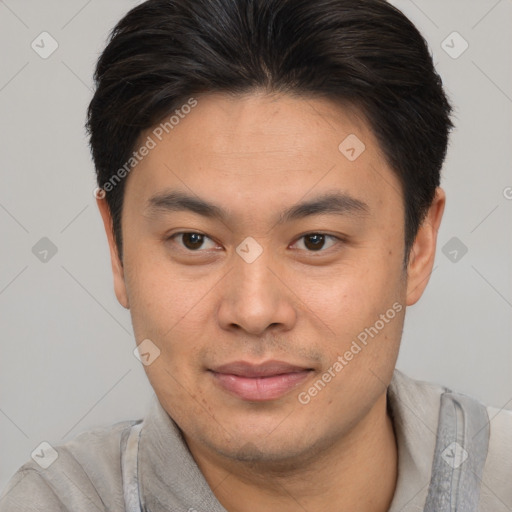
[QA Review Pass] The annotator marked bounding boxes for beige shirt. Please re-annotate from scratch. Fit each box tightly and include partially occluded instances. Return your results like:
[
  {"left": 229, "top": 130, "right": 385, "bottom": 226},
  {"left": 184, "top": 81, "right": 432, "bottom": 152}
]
[{"left": 1, "top": 369, "right": 511, "bottom": 511}]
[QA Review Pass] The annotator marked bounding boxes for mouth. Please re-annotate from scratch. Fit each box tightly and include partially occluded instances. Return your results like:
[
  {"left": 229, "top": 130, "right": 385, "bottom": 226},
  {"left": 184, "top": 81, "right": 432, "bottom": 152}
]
[{"left": 208, "top": 360, "right": 314, "bottom": 401}]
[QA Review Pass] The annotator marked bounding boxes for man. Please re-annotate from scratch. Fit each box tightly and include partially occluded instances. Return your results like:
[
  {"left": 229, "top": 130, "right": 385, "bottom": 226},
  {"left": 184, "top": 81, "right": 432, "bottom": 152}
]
[{"left": 1, "top": 0, "right": 510, "bottom": 510}]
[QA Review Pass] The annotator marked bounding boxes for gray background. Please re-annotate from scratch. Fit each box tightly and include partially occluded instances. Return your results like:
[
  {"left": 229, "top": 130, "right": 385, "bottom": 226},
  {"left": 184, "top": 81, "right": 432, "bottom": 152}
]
[{"left": 0, "top": 0, "right": 511, "bottom": 491}]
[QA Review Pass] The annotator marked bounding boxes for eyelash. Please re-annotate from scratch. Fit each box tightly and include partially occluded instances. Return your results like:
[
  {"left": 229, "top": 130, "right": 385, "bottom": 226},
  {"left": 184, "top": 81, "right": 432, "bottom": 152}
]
[{"left": 166, "top": 231, "right": 343, "bottom": 254}]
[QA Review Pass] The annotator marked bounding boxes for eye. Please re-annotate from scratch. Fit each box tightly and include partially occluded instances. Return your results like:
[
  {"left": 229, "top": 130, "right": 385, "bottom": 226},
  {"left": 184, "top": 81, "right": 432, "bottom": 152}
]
[
  {"left": 292, "top": 233, "right": 340, "bottom": 252},
  {"left": 168, "top": 232, "right": 219, "bottom": 251},
  {"left": 167, "top": 231, "right": 342, "bottom": 254}
]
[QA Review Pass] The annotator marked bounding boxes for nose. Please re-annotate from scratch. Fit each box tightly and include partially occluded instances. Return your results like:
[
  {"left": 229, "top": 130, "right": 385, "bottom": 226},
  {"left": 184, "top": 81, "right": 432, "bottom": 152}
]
[{"left": 216, "top": 244, "right": 297, "bottom": 336}]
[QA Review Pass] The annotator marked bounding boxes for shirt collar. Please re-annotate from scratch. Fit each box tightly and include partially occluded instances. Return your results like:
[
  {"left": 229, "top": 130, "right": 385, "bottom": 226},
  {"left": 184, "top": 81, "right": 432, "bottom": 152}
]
[{"left": 386, "top": 369, "right": 444, "bottom": 511}]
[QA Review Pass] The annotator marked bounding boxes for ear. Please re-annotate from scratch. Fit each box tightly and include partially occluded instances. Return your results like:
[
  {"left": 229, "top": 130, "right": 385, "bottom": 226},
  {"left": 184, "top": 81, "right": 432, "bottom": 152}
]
[
  {"left": 406, "top": 187, "right": 446, "bottom": 306},
  {"left": 96, "top": 193, "right": 130, "bottom": 309}
]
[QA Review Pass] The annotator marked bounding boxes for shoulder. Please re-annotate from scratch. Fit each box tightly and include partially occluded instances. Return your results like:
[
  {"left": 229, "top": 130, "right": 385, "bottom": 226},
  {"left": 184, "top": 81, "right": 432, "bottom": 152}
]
[
  {"left": 391, "top": 369, "right": 512, "bottom": 509},
  {"left": 0, "top": 419, "right": 139, "bottom": 512},
  {"left": 480, "top": 402, "right": 512, "bottom": 508}
]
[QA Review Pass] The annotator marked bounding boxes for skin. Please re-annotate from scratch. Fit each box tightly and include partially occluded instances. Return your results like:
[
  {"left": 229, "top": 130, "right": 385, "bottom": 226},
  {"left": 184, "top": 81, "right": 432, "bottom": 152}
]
[{"left": 97, "top": 90, "right": 445, "bottom": 512}]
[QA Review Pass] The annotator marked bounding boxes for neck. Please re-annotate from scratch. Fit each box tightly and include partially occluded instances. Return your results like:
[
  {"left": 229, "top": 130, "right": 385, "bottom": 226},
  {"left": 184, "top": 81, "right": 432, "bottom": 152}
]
[{"left": 185, "top": 392, "right": 398, "bottom": 512}]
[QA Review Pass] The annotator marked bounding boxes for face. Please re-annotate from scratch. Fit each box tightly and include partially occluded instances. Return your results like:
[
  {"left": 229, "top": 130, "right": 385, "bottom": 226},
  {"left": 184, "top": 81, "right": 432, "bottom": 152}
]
[{"left": 98, "top": 91, "right": 443, "bottom": 466}]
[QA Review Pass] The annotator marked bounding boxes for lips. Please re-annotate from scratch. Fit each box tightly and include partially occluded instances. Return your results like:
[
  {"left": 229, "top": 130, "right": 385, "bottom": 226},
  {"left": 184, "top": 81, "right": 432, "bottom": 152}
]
[{"left": 209, "top": 360, "right": 313, "bottom": 401}]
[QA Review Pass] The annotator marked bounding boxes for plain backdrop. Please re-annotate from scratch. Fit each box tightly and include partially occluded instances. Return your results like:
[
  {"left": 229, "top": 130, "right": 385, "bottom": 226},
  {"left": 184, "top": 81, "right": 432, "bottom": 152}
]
[{"left": 0, "top": 0, "right": 511, "bottom": 491}]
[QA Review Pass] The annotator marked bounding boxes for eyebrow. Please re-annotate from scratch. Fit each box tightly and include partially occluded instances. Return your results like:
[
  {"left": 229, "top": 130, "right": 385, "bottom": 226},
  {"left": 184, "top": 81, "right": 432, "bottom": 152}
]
[{"left": 145, "top": 189, "right": 369, "bottom": 226}]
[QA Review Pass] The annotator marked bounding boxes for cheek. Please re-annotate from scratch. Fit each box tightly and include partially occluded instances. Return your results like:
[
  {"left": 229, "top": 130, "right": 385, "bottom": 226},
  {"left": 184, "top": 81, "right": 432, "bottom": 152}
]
[
  {"left": 305, "top": 252, "right": 404, "bottom": 359},
  {"left": 122, "top": 249, "right": 200, "bottom": 342},
  {"left": 302, "top": 256, "right": 401, "bottom": 321}
]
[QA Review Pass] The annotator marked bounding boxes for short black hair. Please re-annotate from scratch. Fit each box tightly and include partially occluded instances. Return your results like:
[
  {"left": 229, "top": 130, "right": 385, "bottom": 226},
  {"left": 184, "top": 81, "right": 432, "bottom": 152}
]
[{"left": 86, "top": 0, "right": 453, "bottom": 264}]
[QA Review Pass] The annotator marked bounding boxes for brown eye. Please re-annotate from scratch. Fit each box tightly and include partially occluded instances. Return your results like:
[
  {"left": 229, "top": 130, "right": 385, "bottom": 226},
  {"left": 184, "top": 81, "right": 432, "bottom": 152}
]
[
  {"left": 169, "top": 232, "right": 217, "bottom": 251},
  {"left": 295, "top": 233, "right": 338, "bottom": 252},
  {"left": 182, "top": 233, "right": 204, "bottom": 250},
  {"left": 303, "top": 234, "right": 326, "bottom": 251}
]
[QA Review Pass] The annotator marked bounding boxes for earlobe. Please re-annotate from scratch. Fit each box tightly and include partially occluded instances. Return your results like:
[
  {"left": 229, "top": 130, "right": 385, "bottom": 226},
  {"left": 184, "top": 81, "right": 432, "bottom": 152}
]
[
  {"left": 96, "top": 195, "right": 130, "bottom": 309},
  {"left": 405, "top": 187, "right": 446, "bottom": 306}
]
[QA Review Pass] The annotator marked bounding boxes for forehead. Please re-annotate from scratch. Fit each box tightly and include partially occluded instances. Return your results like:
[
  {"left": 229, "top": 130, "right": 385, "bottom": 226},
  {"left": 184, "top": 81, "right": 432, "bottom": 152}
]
[
  {"left": 151, "top": 91, "right": 374, "bottom": 159},
  {"left": 124, "top": 91, "right": 402, "bottom": 222}
]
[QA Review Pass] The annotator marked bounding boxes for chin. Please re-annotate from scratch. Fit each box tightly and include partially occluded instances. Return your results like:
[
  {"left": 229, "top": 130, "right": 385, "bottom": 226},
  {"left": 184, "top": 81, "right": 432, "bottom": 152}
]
[{"left": 199, "top": 425, "right": 327, "bottom": 467}]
